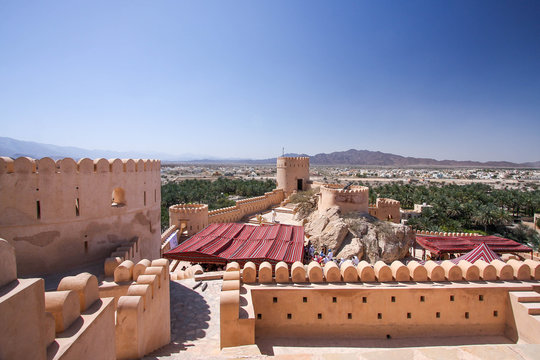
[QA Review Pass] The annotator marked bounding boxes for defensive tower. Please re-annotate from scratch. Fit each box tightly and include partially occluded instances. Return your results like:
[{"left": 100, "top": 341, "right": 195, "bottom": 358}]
[
  {"left": 276, "top": 156, "right": 310, "bottom": 196},
  {"left": 169, "top": 204, "right": 209, "bottom": 237}
]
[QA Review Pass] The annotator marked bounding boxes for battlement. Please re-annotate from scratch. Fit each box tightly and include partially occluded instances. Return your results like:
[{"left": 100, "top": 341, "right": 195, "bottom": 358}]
[
  {"left": 375, "top": 198, "right": 400, "bottom": 207},
  {"left": 320, "top": 184, "right": 369, "bottom": 195},
  {"left": 0, "top": 156, "right": 160, "bottom": 175},
  {"left": 277, "top": 158, "right": 310, "bottom": 169},
  {"left": 416, "top": 230, "right": 482, "bottom": 236},
  {"left": 220, "top": 259, "right": 540, "bottom": 349},
  {"left": 237, "top": 259, "right": 540, "bottom": 284},
  {"left": 169, "top": 203, "right": 208, "bottom": 214}
]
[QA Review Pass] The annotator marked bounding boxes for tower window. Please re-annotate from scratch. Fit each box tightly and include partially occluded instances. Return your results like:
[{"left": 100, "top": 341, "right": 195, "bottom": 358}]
[
  {"left": 144, "top": 191, "right": 146, "bottom": 206},
  {"left": 36, "top": 200, "right": 41, "bottom": 219},
  {"left": 75, "top": 198, "right": 80, "bottom": 216}
]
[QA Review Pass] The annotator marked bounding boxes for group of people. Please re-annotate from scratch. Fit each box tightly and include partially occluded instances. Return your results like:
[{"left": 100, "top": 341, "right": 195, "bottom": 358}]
[{"left": 304, "top": 243, "right": 360, "bottom": 268}]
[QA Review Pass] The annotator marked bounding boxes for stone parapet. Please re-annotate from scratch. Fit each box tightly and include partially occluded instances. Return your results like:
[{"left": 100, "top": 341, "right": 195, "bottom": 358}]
[{"left": 238, "top": 259, "right": 540, "bottom": 284}]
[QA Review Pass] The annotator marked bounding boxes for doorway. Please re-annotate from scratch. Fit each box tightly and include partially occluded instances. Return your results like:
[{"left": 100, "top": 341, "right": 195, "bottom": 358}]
[{"left": 297, "top": 179, "right": 303, "bottom": 191}]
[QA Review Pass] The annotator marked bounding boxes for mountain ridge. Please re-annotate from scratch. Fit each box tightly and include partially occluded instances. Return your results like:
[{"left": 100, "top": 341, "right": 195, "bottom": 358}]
[{"left": 1, "top": 137, "right": 538, "bottom": 168}]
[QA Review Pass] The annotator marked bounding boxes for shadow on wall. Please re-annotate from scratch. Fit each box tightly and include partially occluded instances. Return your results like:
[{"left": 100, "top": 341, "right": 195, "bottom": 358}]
[{"left": 144, "top": 281, "right": 211, "bottom": 358}]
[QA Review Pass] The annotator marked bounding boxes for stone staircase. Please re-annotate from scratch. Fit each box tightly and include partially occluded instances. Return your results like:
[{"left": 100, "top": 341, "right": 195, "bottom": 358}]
[
  {"left": 508, "top": 289, "right": 540, "bottom": 343},
  {"left": 510, "top": 291, "right": 540, "bottom": 315}
]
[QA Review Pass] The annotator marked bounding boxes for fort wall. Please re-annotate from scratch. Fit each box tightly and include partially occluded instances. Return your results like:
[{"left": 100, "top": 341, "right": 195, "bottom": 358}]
[
  {"left": 168, "top": 189, "right": 285, "bottom": 230},
  {"left": 220, "top": 260, "right": 540, "bottom": 348},
  {"left": 276, "top": 157, "right": 310, "bottom": 196},
  {"left": 0, "top": 157, "right": 161, "bottom": 276},
  {"left": 369, "top": 198, "right": 401, "bottom": 224},
  {"left": 0, "top": 239, "right": 170, "bottom": 360}
]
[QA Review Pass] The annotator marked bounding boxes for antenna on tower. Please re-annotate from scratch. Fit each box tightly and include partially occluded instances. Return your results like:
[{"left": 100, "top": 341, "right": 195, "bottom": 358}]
[{"left": 282, "top": 147, "right": 285, "bottom": 156}]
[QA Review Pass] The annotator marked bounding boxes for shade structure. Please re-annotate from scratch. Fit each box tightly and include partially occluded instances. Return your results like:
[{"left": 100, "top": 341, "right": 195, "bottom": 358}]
[
  {"left": 416, "top": 234, "right": 532, "bottom": 256},
  {"left": 163, "top": 223, "right": 305, "bottom": 266},
  {"left": 450, "top": 242, "right": 502, "bottom": 264}
]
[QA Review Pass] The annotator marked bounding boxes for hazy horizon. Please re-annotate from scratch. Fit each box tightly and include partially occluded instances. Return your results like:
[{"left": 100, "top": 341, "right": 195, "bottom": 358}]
[{"left": 1, "top": 1, "right": 539, "bottom": 162}]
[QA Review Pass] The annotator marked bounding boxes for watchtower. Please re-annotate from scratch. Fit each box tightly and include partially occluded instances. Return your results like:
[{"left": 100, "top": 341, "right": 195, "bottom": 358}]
[{"left": 276, "top": 157, "right": 310, "bottom": 196}]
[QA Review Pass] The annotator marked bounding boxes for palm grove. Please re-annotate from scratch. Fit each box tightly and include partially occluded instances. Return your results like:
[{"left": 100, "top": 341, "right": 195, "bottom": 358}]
[{"left": 366, "top": 182, "right": 540, "bottom": 249}]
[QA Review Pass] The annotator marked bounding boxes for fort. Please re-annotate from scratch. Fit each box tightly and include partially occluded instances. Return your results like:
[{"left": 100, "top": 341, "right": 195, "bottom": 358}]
[{"left": 1, "top": 155, "right": 540, "bottom": 359}]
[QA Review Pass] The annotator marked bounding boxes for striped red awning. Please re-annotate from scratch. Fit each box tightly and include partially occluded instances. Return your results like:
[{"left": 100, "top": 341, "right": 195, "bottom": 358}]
[
  {"left": 416, "top": 234, "right": 531, "bottom": 256},
  {"left": 451, "top": 242, "right": 502, "bottom": 264},
  {"left": 163, "top": 223, "right": 305, "bottom": 265}
]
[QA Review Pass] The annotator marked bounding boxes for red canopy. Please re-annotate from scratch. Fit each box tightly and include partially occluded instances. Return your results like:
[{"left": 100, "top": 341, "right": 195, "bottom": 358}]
[
  {"left": 450, "top": 242, "right": 502, "bottom": 264},
  {"left": 416, "top": 234, "right": 532, "bottom": 256},
  {"left": 163, "top": 223, "right": 305, "bottom": 265}
]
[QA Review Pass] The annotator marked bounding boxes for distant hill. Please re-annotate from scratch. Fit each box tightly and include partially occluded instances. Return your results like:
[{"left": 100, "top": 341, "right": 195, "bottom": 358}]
[
  {"left": 1, "top": 137, "right": 538, "bottom": 168},
  {"left": 0, "top": 137, "right": 207, "bottom": 161},
  {"left": 189, "top": 149, "right": 540, "bottom": 168}
]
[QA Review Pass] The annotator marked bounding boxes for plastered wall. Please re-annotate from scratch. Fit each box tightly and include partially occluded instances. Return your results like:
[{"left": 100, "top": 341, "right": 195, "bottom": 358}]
[
  {"left": 318, "top": 184, "right": 369, "bottom": 214},
  {"left": 0, "top": 157, "right": 161, "bottom": 276}
]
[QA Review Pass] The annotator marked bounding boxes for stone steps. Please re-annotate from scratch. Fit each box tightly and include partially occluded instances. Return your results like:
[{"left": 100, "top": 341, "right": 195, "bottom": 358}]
[
  {"left": 509, "top": 291, "right": 540, "bottom": 303},
  {"left": 520, "top": 302, "right": 540, "bottom": 315}
]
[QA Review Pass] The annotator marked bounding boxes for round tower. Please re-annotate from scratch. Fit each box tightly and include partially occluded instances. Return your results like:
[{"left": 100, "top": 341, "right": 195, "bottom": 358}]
[
  {"left": 318, "top": 184, "right": 369, "bottom": 214},
  {"left": 276, "top": 156, "right": 310, "bottom": 196},
  {"left": 169, "top": 204, "right": 209, "bottom": 237}
]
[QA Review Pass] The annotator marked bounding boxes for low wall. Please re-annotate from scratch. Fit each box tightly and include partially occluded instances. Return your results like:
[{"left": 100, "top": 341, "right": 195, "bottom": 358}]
[{"left": 220, "top": 260, "right": 540, "bottom": 348}]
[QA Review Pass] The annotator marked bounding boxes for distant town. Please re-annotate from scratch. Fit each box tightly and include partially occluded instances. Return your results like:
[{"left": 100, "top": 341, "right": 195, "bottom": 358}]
[{"left": 161, "top": 164, "right": 540, "bottom": 190}]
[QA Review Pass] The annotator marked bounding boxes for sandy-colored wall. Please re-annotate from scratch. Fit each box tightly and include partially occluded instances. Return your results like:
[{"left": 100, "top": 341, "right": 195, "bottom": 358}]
[
  {"left": 220, "top": 260, "right": 540, "bottom": 348},
  {"left": 318, "top": 184, "right": 369, "bottom": 215},
  {"left": 111, "top": 259, "right": 171, "bottom": 359},
  {"left": 207, "top": 189, "right": 284, "bottom": 224},
  {"left": 252, "top": 286, "right": 510, "bottom": 339},
  {"left": 0, "top": 157, "right": 161, "bottom": 276},
  {"left": 0, "top": 239, "right": 116, "bottom": 360},
  {"left": 276, "top": 157, "right": 310, "bottom": 196},
  {"left": 369, "top": 198, "right": 401, "bottom": 223},
  {"left": 169, "top": 204, "right": 208, "bottom": 237}
]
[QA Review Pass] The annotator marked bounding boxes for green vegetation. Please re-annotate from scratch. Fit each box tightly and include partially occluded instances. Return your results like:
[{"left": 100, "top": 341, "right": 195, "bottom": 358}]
[
  {"left": 361, "top": 182, "right": 540, "bottom": 249},
  {"left": 161, "top": 178, "right": 276, "bottom": 230}
]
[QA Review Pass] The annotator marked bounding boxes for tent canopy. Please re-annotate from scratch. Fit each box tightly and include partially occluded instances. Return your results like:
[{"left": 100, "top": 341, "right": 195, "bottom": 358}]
[
  {"left": 416, "top": 234, "right": 531, "bottom": 256},
  {"left": 163, "top": 223, "right": 305, "bottom": 265},
  {"left": 450, "top": 242, "right": 502, "bottom": 264}
]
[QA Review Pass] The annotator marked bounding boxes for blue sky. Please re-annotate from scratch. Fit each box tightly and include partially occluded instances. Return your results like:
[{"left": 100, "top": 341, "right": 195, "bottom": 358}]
[{"left": 1, "top": 1, "right": 539, "bottom": 162}]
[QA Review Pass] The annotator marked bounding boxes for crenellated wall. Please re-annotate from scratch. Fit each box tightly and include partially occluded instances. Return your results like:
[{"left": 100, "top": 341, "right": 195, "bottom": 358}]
[
  {"left": 0, "top": 157, "right": 161, "bottom": 276},
  {"left": 0, "top": 239, "right": 115, "bottom": 360},
  {"left": 0, "top": 239, "right": 171, "bottom": 360},
  {"left": 209, "top": 189, "right": 285, "bottom": 224},
  {"left": 369, "top": 198, "right": 401, "bottom": 224},
  {"left": 276, "top": 157, "right": 310, "bottom": 196},
  {"left": 220, "top": 260, "right": 540, "bottom": 348},
  {"left": 168, "top": 189, "right": 285, "bottom": 230},
  {"left": 99, "top": 258, "right": 171, "bottom": 359},
  {"left": 318, "top": 184, "right": 369, "bottom": 214}
]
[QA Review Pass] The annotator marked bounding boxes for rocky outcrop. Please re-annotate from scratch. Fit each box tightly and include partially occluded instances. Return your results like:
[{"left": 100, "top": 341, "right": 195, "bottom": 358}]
[{"left": 304, "top": 206, "right": 414, "bottom": 263}]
